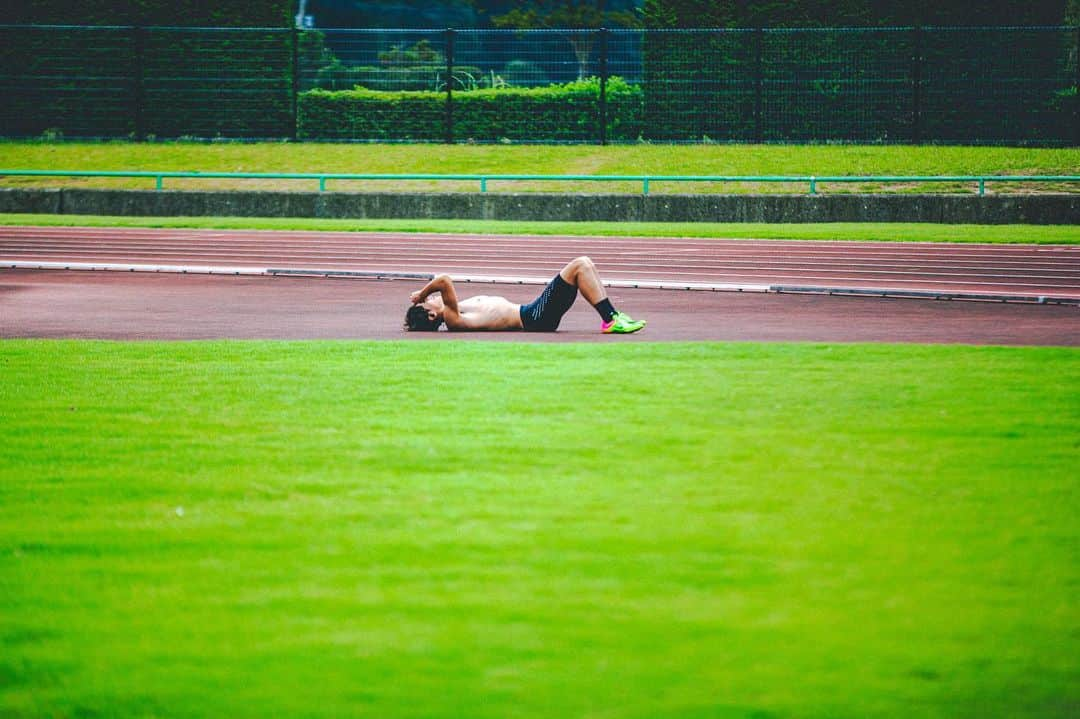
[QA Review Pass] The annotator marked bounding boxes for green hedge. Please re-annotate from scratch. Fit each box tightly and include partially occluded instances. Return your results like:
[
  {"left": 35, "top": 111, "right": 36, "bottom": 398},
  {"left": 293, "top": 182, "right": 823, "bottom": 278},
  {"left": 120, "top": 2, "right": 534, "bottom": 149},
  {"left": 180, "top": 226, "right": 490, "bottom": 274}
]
[{"left": 298, "top": 77, "right": 643, "bottom": 142}]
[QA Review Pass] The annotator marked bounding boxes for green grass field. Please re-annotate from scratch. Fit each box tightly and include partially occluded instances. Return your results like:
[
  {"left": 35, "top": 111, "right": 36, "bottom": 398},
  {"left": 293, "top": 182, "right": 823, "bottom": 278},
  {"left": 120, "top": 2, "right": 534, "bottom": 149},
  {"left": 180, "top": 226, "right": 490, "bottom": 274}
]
[
  {"left": 2, "top": 340, "right": 1077, "bottom": 719},
  {"left": 3, "top": 214, "right": 1079, "bottom": 245},
  {"left": 1, "top": 142, "right": 1077, "bottom": 194}
]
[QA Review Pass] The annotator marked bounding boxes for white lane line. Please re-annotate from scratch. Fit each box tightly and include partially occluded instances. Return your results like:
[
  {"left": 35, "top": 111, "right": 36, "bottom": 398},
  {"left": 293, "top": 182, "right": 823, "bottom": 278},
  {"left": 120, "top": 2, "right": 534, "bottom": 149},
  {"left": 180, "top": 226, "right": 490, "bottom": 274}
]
[
  {"left": 0, "top": 260, "right": 772, "bottom": 293},
  {"left": 5, "top": 240, "right": 1078, "bottom": 269},
  {"left": 6, "top": 250, "right": 1079, "bottom": 284},
  {"left": 2, "top": 260, "right": 270, "bottom": 275},
  {"left": 268, "top": 268, "right": 773, "bottom": 292},
  {"left": 7, "top": 260, "right": 1078, "bottom": 302},
  {"left": 8, "top": 259, "right": 1078, "bottom": 293}
]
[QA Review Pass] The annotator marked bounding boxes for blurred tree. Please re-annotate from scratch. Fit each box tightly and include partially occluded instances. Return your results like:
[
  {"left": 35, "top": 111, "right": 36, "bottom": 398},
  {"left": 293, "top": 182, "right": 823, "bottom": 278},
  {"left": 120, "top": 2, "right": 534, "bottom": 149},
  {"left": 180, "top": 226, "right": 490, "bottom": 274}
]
[
  {"left": 378, "top": 38, "right": 443, "bottom": 66},
  {"left": 1065, "top": 0, "right": 1079, "bottom": 24},
  {"left": 486, "top": 1, "right": 642, "bottom": 78},
  {"left": 306, "top": 0, "right": 480, "bottom": 28}
]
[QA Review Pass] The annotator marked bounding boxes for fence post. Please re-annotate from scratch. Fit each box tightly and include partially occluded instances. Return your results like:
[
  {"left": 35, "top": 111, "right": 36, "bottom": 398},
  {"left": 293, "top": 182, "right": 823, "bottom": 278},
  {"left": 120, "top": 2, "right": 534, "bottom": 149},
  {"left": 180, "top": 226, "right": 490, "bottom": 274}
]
[
  {"left": 1075, "top": 27, "right": 1080, "bottom": 147},
  {"left": 445, "top": 28, "right": 455, "bottom": 145},
  {"left": 754, "top": 27, "right": 764, "bottom": 143},
  {"left": 912, "top": 25, "right": 923, "bottom": 144},
  {"left": 133, "top": 26, "right": 146, "bottom": 140},
  {"left": 598, "top": 28, "right": 609, "bottom": 146},
  {"left": 291, "top": 27, "right": 300, "bottom": 141}
]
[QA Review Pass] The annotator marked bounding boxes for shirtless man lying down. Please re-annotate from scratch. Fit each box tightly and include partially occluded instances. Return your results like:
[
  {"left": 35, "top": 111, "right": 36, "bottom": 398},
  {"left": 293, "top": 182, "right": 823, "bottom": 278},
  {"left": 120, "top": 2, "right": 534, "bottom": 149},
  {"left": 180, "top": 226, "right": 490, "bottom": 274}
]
[{"left": 404, "top": 256, "right": 645, "bottom": 334}]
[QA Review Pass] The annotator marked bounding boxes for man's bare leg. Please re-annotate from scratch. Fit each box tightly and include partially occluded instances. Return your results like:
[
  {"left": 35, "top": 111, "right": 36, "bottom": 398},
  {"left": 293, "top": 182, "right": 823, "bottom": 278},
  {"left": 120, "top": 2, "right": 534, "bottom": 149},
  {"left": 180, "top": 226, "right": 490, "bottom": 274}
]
[
  {"left": 559, "top": 256, "right": 607, "bottom": 304},
  {"left": 559, "top": 256, "right": 645, "bottom": 333}
]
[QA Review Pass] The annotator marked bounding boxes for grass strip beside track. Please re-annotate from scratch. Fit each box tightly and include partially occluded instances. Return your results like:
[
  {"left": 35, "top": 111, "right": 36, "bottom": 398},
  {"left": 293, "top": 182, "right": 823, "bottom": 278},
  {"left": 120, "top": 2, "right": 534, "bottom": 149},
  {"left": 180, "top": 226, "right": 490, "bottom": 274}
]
[
  {"left": 1, "top": 340, "right": 1077, "bottom": 719},
  {"left": 3, "top": 214, "right": 1079, "bottom": 244},
  {"left": 1, "top": 143, "right": 1078, "bottom": 194}
]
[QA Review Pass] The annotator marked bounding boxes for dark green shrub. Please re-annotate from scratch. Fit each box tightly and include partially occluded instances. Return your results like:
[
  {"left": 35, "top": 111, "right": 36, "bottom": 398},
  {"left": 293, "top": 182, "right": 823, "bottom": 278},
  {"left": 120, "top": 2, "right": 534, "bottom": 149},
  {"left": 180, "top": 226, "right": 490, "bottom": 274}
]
[
  {"left": 299, "top": 88, "right": 447, "bottom": 141},
  {"left": 298, "top": 77, "right": 643, "bottom": 142}
]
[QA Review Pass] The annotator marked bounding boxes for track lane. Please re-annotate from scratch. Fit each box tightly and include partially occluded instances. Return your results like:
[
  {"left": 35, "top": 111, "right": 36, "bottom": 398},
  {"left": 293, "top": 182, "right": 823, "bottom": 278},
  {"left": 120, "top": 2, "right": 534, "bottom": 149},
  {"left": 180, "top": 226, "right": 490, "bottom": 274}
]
[
  {"left": 2, "top": 225, "right": 1079, "bottom": 301},
  {"left": 3, "top": 269, "right": 1078, "bottom": 346}
]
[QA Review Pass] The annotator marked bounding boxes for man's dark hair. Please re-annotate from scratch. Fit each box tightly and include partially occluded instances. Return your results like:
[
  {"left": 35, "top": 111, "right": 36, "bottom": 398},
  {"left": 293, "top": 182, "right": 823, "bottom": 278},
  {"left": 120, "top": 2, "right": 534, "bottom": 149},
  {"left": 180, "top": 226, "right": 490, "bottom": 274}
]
[{"left": 404, "top": 304, "right": 443, "bottom": 331}]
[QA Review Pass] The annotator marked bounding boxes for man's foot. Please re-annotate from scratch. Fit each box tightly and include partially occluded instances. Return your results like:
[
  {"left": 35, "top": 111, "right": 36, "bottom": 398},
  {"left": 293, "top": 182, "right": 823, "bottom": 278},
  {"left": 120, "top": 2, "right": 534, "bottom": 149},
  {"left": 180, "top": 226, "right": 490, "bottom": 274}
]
[{"left": 602, "top": 312, "right": 646, "bottom": 334}]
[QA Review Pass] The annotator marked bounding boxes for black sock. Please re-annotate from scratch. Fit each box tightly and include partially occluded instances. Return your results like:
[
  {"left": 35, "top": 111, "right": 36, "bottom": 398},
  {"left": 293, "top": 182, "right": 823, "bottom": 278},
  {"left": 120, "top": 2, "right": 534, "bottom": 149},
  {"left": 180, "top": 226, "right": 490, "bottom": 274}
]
[{"left": 594, "top": 298, "right": 617, "bottom": 322}]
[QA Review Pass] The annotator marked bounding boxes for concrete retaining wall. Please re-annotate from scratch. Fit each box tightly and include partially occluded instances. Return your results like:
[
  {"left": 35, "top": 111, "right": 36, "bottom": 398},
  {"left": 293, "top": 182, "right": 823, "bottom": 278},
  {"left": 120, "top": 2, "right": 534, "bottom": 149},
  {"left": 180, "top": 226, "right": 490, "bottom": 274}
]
[{"left": 1, "top": 188, "right": 1078, "bottom": 224}]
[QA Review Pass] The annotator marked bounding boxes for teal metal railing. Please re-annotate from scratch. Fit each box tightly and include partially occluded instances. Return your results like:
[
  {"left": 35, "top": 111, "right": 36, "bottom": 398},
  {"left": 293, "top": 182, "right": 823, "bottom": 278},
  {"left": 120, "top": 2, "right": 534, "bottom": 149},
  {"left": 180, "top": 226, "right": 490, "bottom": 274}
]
[{"left": 1, "top": 170, "right": 1078, "bottom": 196}]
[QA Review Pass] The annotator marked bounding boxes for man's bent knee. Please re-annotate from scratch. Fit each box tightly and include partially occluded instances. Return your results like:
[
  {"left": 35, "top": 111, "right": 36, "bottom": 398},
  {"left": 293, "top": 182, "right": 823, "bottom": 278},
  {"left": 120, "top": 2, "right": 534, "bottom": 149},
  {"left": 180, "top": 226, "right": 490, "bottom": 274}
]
[
  {"left": 570, "top": 255, "right": 593, "bottom": 272},
  {"left": 560, "top": 256, "right": 595, "bottom": 285}
]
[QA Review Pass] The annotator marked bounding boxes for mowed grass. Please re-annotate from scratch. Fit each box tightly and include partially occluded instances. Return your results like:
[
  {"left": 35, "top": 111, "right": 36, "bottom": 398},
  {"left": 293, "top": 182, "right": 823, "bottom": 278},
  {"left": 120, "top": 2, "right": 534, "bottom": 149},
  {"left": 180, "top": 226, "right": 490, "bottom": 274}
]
[
  {"left": 1, "top": 340, "right": 1077, "bottom": 719},
  {"left": 0, "top": 142, "right": 1077, "bottom": 193},
  {"left": 3, "top": 213, "right": 1080, "bottom": 244}
]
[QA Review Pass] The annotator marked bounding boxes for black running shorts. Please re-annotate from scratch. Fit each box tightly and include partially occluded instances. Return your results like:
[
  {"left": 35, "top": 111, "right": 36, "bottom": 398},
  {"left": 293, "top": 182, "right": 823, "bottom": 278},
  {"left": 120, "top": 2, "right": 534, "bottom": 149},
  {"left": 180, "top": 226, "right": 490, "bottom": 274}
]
[{"left": 518, "top": 274, "right": 578, "bottom": 331}]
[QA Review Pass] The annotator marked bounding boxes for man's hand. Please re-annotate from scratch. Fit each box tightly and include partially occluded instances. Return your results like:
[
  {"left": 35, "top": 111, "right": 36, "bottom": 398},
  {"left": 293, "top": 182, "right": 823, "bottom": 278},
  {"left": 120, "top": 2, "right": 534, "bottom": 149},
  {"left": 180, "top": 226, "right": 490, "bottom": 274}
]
[{"left": 412, "top": 275, "right": 459, "bottom": 324}]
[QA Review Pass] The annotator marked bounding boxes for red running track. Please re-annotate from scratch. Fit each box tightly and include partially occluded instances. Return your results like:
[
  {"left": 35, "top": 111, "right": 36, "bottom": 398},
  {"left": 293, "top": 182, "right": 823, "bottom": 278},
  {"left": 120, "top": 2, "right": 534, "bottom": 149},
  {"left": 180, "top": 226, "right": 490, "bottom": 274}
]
[
  {"left": 2, "top": 225, "right": 1080, "bottom": 302},
  {"left": 4, "top": 269, "right": 1078, "bottom": 345}
]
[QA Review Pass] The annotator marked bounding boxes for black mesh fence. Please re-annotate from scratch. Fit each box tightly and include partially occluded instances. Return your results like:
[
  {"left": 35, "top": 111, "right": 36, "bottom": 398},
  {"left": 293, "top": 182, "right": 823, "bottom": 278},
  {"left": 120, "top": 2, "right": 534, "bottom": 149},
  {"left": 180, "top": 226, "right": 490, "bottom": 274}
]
[
  {"left": 760, "top": 28, "right": 915, "bottom": 143},
  {"left": 302, "top": 29, "right": 448, "bottom": 92},
  {"left": 0, "top": 25, "right": 137, "bottom": 137},
  {"left": 643, "top": 29, "right": 757, "bottom": 142},
  {"left": 141, "top": 27, "right": 293, "bottom": 139},
  {"left": 1, "top": 24, "right": 1076, "bottom": 145},
  {"left": 299, "top": 29, "right": 446, "bottom": 141},
  {"left": 920, "top": 27, "right": 1077, "bottom": 145},
  {"left": 0, "top": 24, "right": 293, "bottom": 139},
  {"left": 452, "top": 30, "right": 604, "bottom": 142},
  {"left": 642, "top": 26, "right": 1076, "bottom": 145}
]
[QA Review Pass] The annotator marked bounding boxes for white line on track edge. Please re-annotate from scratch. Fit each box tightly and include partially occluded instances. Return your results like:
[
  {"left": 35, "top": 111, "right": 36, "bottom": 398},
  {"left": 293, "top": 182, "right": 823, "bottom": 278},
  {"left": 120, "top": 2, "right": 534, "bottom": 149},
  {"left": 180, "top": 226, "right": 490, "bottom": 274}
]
[{"left": 6, "top": 260, "right": 1077, "bottom": 303}]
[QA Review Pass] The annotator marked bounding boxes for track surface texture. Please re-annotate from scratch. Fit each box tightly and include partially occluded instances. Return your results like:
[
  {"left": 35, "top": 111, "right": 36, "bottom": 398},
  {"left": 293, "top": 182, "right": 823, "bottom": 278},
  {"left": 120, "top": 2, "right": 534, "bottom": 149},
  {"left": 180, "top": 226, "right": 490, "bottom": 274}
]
[
  {"left": 1, "top": 226, "right": 1077, "bottom": 345},
  {"left": 1, "top": 270, "right": 1077, "bottom": 345},
  {"left": 3, "top": 225, "right": 1080, "bottom": 300}
]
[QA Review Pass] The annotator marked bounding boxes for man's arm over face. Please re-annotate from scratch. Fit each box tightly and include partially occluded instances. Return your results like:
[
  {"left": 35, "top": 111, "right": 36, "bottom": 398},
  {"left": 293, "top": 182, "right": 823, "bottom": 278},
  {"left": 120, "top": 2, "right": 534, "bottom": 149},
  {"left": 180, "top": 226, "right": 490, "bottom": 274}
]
[{"left": 412, "top": 274, "right": 463, "bottom": 326}]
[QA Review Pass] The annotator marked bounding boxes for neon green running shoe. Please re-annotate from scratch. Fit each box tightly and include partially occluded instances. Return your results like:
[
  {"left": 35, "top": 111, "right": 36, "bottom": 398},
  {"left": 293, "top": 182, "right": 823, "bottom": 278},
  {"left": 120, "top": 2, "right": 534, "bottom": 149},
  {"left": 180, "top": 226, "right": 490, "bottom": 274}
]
[{"left": 601, "top": 311, "right": 646, "bottom": 334}]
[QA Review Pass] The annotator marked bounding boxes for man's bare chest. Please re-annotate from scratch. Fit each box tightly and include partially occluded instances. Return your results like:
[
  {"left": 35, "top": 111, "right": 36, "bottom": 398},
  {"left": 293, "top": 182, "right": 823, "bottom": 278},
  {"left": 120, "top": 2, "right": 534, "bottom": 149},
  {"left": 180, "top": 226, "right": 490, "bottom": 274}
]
[{"left": 458, "top": 295, "right": 523, "bottom": 329}]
